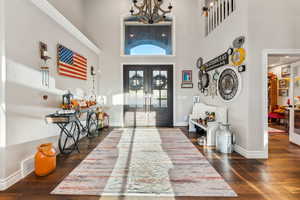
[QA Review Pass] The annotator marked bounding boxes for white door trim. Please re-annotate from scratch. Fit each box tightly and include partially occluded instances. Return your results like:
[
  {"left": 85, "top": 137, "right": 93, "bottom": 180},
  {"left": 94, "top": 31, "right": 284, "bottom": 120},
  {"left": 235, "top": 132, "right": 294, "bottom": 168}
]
[
  {"left": 289, "top": 61, "right": 300, "bottom": 145},
  {"left": 121, "top": 63, "right": 176, "bottom": 127},
  {"left": 262, "top": 49, "right": 300, "bottom": 159}
]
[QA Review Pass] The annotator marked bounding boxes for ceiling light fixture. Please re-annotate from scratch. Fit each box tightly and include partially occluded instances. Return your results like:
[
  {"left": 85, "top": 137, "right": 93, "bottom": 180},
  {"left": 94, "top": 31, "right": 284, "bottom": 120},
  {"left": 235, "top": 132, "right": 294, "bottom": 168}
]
[{"left": 130, "top": 0, "right": 173, "bottom": 24}]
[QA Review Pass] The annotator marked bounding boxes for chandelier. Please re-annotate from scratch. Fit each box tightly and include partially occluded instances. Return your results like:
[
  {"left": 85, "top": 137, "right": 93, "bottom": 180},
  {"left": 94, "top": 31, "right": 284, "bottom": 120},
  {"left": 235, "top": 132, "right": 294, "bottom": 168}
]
[{"left": 130, "top": 0, "right": 173, "bottom": 24}]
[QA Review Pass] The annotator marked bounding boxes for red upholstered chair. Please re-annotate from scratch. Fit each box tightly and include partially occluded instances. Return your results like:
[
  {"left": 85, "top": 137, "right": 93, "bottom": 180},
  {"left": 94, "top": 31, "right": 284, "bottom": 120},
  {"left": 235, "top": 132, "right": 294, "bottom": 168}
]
[{"left": 268, "top": 105, "right": 285, "bottom": 124}]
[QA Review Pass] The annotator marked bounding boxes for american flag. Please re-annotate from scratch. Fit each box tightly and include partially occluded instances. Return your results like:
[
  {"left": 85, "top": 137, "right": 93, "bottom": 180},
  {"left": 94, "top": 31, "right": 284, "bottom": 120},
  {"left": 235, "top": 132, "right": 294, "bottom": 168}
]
[{"left": 57, "top": 44, "right": 87, "bottom": 80}]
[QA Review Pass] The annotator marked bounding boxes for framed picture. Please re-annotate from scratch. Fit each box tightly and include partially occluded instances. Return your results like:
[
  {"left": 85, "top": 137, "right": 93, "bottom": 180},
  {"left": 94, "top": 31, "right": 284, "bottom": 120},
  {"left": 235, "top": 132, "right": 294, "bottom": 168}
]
[
  {"left": 279, "top": 89, "right": 289, "bottom": 97},
  {"left": 182, "top": 70, "right": 193, "bottom": 83},
  {"left": 281, "top": 66, "right": 291, "bottom": 77},
  {"left": 279, "top": 79, "right": 289, "bottom": 88}
]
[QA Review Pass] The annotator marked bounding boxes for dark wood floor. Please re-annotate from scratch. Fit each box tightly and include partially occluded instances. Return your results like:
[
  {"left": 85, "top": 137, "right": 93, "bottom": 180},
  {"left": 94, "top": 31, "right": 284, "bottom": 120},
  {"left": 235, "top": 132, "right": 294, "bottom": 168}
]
[{"left": 1, "top": 128, "right": 300, "bottom": 200}]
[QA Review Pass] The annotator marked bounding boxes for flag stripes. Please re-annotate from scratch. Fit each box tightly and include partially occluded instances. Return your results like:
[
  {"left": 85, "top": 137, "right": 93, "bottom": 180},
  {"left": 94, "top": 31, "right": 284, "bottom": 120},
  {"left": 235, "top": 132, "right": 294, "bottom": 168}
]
[{"left": 57, "top": 44, "right": 87, "bottom": 80}]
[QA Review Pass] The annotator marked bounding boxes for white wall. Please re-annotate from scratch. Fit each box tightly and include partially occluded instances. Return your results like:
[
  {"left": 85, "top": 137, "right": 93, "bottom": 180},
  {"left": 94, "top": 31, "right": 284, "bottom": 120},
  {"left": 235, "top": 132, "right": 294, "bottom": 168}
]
[
  {"left": 247, "top": 0, "right": 300, "bottom": 151},
  {"left": 47, "top": 0, "right": 85, "bottom": 32},
  {"left": 198, "top": 1, "right": 250, "bottom": 151},
  {"left": 0, "top": 0, "right": 6, "bottom": 148},
  {"left": 84, "top": 0, "right": 202, "bottom": 126},
  {"left": 0, "top": 0, "right": 5, "bottom": 181},
  {"left": 0, "top": 0, "right": 99, "bottom": 183}
]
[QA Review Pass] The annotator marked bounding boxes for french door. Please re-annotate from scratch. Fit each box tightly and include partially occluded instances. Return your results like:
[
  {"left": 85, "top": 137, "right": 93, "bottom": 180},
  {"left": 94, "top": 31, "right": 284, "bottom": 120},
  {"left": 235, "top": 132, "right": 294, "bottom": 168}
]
[
  {"left": 290, "top": 62, "right": 300, "bottom": 145},
  {"left": 123, "top": 65, "right": 173, "bottom": 127}
]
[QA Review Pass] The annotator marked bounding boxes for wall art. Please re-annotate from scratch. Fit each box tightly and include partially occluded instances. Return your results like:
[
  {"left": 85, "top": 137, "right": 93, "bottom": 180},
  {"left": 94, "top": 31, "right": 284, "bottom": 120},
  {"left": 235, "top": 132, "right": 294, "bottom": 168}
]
[
  {"left": 281, "top": 66, "right": 291, "bottom": 77},
  {"left": 39, "top": 42, "right": 51, "bottom": 88},
  {"left": 209, "top": 70, "right": 219, "bottom": 98},
  {"left": 231, "top": 48, "right": 246, "bottom": 66},
  {"left": 233, "top": 36, "right": 245, "bottom": 48},
  {"left": 198, "top": 70, "right": 210, "bottom": 92},
  {"left": 279, "top": 89, "right": 289, "bottom": 97},
  {"left": 57, "top": 44, "right": 88, "bottom": 80},
  {"left": 203, "top": 52, "right": 229, "bottom": 72},
  {"left": 218, "top": 67, "right": 242, "bottom": 102},
  {"left": 196, "top": 57, "right": 203, "bottom": 69},
  {"left": 182, "top": 70, "right": 193, "bottom": 83},
  {"left": 279, "top": 79, "right": 289, "bottom": 89},
  {"left": 181, "top": 70, "right": 193, "bottom": 88}
]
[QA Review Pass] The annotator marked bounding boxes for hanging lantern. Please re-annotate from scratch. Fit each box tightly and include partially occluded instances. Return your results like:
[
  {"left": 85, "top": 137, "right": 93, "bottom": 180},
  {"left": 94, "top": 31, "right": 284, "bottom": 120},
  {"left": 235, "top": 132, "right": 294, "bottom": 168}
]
[
  {"left": 62, "top": 91, "right": 74, "bottom": 109},
  {"left": 39, "top": 42, "right": 51, "bottom": 88},
  {"left": 202, "top": 7, "right": 209, "bottom": 17}
]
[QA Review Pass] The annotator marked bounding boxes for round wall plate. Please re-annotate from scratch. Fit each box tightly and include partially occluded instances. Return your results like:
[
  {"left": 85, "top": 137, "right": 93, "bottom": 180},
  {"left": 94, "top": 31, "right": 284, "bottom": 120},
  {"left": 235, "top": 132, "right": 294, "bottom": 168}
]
[
  {"left": 233, "top": 36, "right": 245, "bottom": 48},
  {"left": 202, "top": 72, "right": 210, "bottom": 88},
  {"left": 213, "top": 70, "right": 219, "bottom": 81},
  {"left": 231, "top": 48, "right": 246, "bottom": 66},
  {"left": 217, "top": 67, "right": 242, "bottom": 103},
  {"left": 199, "top": 70, "right": 210, "bottom": 89},
  {"left": 196, "top": 57, "right": 203, "bottom": 69}
]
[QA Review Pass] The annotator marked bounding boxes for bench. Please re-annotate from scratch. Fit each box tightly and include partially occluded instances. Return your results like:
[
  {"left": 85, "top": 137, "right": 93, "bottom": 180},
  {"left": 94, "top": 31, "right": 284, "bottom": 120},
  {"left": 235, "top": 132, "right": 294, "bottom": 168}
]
[{"left": 189, "top": 103, "right": 228, "bottom": 146}]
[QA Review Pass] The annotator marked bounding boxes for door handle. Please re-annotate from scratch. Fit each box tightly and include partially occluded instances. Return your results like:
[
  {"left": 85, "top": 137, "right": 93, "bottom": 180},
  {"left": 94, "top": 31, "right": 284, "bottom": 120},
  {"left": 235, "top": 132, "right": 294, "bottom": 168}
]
[{"left": 149, "top": 96, "right": 152, "bottom": 112}]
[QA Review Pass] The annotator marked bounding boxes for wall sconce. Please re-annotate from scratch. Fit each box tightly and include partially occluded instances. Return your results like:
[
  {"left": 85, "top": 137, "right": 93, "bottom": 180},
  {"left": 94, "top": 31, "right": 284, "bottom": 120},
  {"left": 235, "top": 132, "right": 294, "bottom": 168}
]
[
  {"left": 202, "top": 7, "right": 209, "bottom": 17},
  {"left": 39, "top": 42, "right": 51, "bottom": 88}
]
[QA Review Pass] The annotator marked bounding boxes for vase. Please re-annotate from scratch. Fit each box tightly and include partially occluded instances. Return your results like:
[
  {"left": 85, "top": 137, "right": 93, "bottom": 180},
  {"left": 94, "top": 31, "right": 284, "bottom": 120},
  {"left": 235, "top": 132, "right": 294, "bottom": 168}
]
[
  {"left": 216, "top": 123, "right": 235, "bottom": 154},
  {"left": 35, "top": 143, "right": 56, "bottom": 176}
]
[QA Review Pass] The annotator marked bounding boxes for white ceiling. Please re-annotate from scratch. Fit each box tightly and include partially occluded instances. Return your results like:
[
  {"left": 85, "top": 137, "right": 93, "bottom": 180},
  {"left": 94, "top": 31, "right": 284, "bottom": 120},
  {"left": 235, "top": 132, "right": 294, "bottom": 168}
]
[{"left": 268, "top": 55, "right": 300, "bottom": 68}]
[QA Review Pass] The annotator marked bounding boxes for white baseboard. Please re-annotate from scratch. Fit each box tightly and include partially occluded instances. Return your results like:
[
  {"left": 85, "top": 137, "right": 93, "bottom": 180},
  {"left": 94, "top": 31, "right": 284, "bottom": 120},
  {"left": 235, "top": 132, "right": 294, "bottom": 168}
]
[
  {"left": 0, "top": 155, "right": 36, "bottom": 191},
  {"left": 174, "top": 122, "right": 188, "bottom": 127},
  {"left": 0, "top": 170, "right": 22, "bottom": 191},
  {"left": 234, "top": 145, "right": 268, "bottom": 159},
  {"left": 109, "top": 121, "right": 188, "bottom": 127},
  {"left": 21, "top": 155, "right": 35, "bottom": 178},
  {"left": 110, "top": 121, "right": 123, "bottom": 127}
]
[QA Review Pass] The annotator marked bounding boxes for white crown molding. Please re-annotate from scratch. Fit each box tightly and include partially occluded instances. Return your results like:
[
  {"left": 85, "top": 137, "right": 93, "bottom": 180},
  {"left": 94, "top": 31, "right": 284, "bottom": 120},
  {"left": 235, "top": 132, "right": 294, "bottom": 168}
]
[{"left": 30, "top": 0, "right": 101, "bottom": 55}]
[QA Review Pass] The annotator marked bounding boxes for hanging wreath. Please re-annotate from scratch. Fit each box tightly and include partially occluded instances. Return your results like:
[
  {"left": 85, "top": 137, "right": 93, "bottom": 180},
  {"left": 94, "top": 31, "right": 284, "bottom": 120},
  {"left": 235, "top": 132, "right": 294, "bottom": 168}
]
[
  {"left": 153, "top": 74, "right": 167, "bottom": 90},
  {"left": 129, "top": 74, "right": 144, "bottom": 90}
]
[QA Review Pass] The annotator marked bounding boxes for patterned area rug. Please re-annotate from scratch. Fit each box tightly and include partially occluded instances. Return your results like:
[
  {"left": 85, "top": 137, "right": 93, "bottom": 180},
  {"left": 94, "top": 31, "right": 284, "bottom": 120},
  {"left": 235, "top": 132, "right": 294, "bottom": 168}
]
[{"left": 52, "top": 128, "right": 237, "bottom": 197}]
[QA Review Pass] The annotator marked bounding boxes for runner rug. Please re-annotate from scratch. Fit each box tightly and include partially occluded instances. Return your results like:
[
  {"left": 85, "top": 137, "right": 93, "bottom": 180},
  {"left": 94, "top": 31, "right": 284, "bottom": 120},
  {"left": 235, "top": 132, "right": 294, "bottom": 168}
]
[{"left": 51, "top": 128, "right": 237, "bottom": 197}]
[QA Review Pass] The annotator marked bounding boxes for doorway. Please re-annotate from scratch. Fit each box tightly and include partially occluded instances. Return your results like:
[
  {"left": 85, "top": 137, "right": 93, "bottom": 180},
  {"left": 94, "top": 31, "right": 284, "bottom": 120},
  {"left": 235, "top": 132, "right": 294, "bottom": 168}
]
[
  {"left": 123, "top": 65, "right": 174, "bottom": 127},
  {"left": 265, "top": 51, "right": 300, "bottom": 151}
]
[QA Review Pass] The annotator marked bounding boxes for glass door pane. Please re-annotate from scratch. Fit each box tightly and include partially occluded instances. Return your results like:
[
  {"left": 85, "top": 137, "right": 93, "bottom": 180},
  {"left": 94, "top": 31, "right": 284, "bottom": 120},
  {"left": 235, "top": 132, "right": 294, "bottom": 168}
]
[{"left": 124, "top": 69, "right": 147, "bottom": 127}]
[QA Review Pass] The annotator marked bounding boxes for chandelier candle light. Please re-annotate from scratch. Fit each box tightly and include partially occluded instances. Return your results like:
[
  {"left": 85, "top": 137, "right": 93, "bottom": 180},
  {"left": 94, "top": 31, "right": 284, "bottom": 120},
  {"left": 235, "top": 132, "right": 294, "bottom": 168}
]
[{"left": 130, "top": 0, "right": 173, "bottom": 24}]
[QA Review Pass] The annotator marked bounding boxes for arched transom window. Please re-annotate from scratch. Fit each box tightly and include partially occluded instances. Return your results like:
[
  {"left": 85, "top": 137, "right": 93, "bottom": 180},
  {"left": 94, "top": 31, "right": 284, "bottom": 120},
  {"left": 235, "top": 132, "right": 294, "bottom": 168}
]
[{"left": 123, "top": 17, "right": 173, "bottom": 56}]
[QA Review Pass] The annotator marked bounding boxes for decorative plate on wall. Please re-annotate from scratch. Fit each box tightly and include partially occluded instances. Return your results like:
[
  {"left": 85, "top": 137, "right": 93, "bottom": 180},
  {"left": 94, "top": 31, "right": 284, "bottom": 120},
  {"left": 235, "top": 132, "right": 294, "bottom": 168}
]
[
  {"left": 196, "top": 57, "right": 203, "bottom": 69},
  {"left": 231, "top": 48, "right": 246, "bottom": 66},
  {"left": 217, "top": 67, "right": 242, "bottom": 102},
  {"left": 199, "top": 70, "right": 210, "bottom": 91}
]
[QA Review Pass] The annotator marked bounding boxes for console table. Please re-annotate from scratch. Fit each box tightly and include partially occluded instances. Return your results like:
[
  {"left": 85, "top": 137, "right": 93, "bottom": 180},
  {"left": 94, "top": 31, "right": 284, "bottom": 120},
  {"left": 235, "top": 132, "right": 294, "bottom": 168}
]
[{"left": 45, "top": 106, "right": 99, "bottom": 154}]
